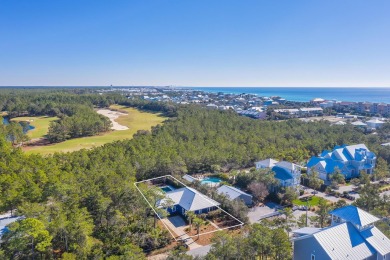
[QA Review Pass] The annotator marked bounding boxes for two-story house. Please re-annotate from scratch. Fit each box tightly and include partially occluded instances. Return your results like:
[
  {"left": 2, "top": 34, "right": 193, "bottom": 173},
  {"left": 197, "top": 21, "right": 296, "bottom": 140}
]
[
  {"left": 307, "top": 144, "right": 376, "bottom": 181},
  {"left": 255, "top": 158, "right": 302, "bottom": 188},
  {"left": 293, "top": 205, "right": 390, "bottom": 260}
]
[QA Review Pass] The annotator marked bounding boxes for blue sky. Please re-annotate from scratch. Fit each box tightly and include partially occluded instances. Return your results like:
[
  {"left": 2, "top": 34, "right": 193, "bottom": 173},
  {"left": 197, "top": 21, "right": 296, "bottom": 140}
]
[{"left": 0, "top": 0, "right": 389, "bottom": 87}]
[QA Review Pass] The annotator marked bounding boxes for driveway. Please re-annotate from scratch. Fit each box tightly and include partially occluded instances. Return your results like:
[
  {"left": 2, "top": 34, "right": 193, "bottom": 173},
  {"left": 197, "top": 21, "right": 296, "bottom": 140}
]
[
  {"left": 168, "top": 215, "right": 187, "bottom": 228},
  {"left": 161, "top": 216, "right": 202, "bottom": 250},
  {"left": 187, "top": 244, "right": 212, "bottom": 258},
  {"left": 247, "top": 202, "right": 282, "bottom": 223}
]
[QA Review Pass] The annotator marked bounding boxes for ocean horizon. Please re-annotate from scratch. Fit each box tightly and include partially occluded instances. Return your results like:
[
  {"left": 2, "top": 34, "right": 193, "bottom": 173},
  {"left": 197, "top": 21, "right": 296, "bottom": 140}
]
[
  {"left": 189, "top": 87, "right": 390, "bottom": 103},
  {"left": 1, "top": 86, "right": 389, "bottom": 104}
]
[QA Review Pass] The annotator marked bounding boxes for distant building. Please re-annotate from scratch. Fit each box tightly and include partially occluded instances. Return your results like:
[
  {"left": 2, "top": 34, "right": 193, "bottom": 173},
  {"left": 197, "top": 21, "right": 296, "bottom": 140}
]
[
  {"left": 206, "top": 104, "right": 218, "bottom": 110},
  {"left": 274, "top": 108, "right": 300, "bottom": 116},
  {"left": 307, "top": 144, "right": 376, "bottom": 181},
  {"left": 351, "top": 121, "right": 368, "bottom": 128},
  {"left": 263, "top": 100, "right": 279, "bottom": 106},
  {"left": 366, "top": 118, "right": 385, "bottom": 129},
  {"left": 299, "top": 107, "right": 323, "bottom": 116},
  {"left": 293, "top": 205, "right": 390, "bottom": 260},
  {"left": 310, "top": 98, "right": 325, "bottom": 104},
  {"left": 217, "top": 185, "right": 253, "bottom": 205},
  {"left": 357, "top": 102, "right": 372, "bottom": 114},
  {"left": 332, "top": 121, "right": 346, "bottom": 126},
  {"left": 255, "top": 159, "right": 302, "bottom": 188},
  {"left": 319, "top": 101, "right": 334, "bottom": 108}
]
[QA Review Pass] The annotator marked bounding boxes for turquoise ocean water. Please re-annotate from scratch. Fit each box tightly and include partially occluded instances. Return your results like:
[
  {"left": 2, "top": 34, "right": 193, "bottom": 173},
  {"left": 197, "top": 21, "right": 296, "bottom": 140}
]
[{"left": 190, "top": 87, "right": 390, "bottom": 103}]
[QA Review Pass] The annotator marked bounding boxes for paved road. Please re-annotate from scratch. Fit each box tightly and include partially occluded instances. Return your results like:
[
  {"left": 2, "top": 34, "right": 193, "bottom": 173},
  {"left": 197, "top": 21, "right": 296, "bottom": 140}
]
[
  {"left": 247, "top": 202, "right": 282, "bottom": 223},
  {"left": 303, "top": 188, "right": 353, "bottom": 204},
  {"left": 187, "top": 244, "right": 212, "bottom": 258}
]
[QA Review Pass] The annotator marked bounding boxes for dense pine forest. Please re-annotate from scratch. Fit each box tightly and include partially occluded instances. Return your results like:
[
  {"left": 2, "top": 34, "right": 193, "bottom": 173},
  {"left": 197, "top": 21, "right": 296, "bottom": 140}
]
[{"left": 0, "top": 89, "right": 389, "bottom": 259}]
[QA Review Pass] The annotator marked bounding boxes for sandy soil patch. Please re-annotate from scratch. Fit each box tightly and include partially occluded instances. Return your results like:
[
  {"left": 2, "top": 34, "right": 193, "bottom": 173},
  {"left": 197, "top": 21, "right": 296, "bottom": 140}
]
[{"left": 97, "top": 109, "right": 129, "bottom": 130}]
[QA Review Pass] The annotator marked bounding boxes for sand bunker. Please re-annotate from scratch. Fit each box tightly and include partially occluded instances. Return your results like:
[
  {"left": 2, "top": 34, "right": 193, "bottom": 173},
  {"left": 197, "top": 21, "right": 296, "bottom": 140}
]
[{"left": 96, "top": 109, "right": 129, "bottom": 130}]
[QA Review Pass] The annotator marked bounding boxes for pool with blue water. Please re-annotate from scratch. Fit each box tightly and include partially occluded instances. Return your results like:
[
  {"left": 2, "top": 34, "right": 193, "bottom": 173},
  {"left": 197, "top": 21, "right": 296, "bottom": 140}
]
[
  {"left": 201, "top": 177, "right": 222, "bottom": 185},
  {"left": 160, "top": 185, "right": 175, "bottom": 193}
]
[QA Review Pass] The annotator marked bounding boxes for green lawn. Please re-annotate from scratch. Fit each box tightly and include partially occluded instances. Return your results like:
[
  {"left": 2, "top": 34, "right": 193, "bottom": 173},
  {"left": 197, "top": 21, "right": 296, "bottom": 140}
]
[
  {"left": 293, "top": 196, "right": 321, "bottom": 206},
  {"left": 24, "top": 106, "right": 166, "bottom": 155},
  {"left": 379, "top": 184, "right": 390, "bottom": 191},
  {"left": 11, "top": 116, "right": 59, "bottom": 139}
]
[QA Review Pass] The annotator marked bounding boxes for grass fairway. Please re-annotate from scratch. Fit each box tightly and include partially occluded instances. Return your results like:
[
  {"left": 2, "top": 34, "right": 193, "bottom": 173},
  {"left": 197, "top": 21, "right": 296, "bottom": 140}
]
[
  {"left": 293, "top": 196, "right": 321, "bottom": 206},
  {"left": 24, "top": 106, "right": 166, "bottom": 155},
  {"left": 11, "top": 116, "right": 59, "bottom": 139}
]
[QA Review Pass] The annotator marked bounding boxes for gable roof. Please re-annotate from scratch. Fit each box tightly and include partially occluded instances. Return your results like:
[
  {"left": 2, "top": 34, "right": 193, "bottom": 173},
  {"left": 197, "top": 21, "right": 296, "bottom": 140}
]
[
  {"left": 272, "top": 166, "right": 293, "bottom": 181},
  {"left": 275, "top": 161, "right": 301, "bottom": 171},
  {"left": 360, "top": 226, "right": 390, "bottom": 256},
  {"left": 313, "top": 222, "right": 375, "bottom": 259},
  {"left": 160, "top": 187, "right": 219, "bottom": 211},
  {"left": 352, "top": 121, "right": 368, "bottom": 126},
  {"left": 217, "top": 185, "right": 252, "bottom": 200},
  {"left": 366, "top": 118, "right": 384, "bottom": 124},
  {"left": 330, "top": 205, "right": 379, "bottom": 227},
  {"left": 344, "top": 144, "right": 369, "bottom": 160},
  {"left": 255, "top": 158, "right": 278, "bottom": 168},
  {"left": 308, "top": 144, "right": 376, "bottom": 175}
]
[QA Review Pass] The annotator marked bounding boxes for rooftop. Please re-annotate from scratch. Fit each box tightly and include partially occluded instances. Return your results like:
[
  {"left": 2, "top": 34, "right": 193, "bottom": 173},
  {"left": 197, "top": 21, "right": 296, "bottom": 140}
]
[
  {"left": 313, "top": 222, "right": 375, "bottom": 259},
  {"left": 159, "top": 187, "right": 219, "bottom": 212},
  {"left": 255, "top": 158, "right": 279, "bottom": 168},
  {"left": 330, "top": 205, "right": 380, "bottom": 227},
  {"left": 217, "top": 185, "right": 252, "bottom": 200}
]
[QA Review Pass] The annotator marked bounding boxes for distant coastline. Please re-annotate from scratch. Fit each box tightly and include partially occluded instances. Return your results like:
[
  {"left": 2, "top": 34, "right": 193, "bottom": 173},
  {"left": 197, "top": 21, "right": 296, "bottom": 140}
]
[
  {"left": 0, "top": 86, "right": 389, "bottom": 104},
  {"left": 189, "top": 87, "right": 390, "bottom": 103}
]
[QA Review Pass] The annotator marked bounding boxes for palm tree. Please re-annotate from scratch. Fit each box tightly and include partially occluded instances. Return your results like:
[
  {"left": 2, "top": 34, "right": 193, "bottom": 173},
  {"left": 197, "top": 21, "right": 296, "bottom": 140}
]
[
  {"left": 193, "top": 217, "right": 206, "bottom": 239},
  {"left": 186, "top": 211, "right": 196, "bottom": 230}
]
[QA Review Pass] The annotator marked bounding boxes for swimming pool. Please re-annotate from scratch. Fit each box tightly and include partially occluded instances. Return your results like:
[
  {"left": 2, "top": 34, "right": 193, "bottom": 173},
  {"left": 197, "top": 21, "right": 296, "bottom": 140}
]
[
  {"left": 201, "top": 177, "right": 222, "bottom": 186},
  {"left": 160, "top": 185, "right": 175, "bottom": 193}
]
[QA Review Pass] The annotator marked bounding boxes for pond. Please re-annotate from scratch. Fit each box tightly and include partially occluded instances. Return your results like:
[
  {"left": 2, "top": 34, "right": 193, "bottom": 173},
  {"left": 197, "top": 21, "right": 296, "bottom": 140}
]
[{"left": 2, "top": 117, "right": 35, "bottom": 134}]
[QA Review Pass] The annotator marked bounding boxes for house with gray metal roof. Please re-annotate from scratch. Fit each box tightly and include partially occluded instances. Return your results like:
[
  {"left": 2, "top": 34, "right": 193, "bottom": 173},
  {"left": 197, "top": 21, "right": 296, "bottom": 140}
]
[
  {"left": 307, "top": 144, "right": 376, "bottom": 181},
  {"left": 255, "top": 159, "right": 302, "bottom": 188},
  {"left": 182, "top": 174, "right": 197, "bottom": 183},
  {"left": 158, "top": 187, "right": 220, "bottom": 216},
  {"left": 293, "top": 205, "right": 390, "bottom": 260},
  {"left": 217, "top": 185, "right": 253, "bottom": 205}
]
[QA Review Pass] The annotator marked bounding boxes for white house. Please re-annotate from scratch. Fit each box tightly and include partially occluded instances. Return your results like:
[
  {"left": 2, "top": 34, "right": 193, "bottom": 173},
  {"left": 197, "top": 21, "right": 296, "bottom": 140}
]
[
  {"left": 255, "top": 159, "right": 302, "bottom": 188},
  {"left": 366, "top": 118, "right": 385, "bottom": 129},
  {"left": 255, "top": 158, "right": 278, "bottom": 169}
]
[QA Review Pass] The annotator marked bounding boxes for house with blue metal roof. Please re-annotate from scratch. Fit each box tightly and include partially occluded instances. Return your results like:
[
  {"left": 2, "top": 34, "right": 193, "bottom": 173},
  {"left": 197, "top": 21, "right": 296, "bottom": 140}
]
[
  {"left": 255, "top": 159, "right": 302, "bottom": 188},
  {"left": 217, "top": 185, "right": 253, "bottom": 205},
  {"left": 293, "top": 205, "right": 390, "bottom": 260},
  {"left": 307, "top": 144, "right": 376, "bottom": 181},
  {"left": 0, "top": 214, "right": 23, "bottom": 243}
]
